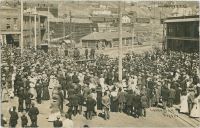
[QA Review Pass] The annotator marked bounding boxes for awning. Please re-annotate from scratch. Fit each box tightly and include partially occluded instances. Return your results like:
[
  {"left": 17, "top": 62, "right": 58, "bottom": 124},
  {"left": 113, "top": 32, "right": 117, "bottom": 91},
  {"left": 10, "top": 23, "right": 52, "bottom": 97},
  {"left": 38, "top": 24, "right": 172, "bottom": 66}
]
[
  {"left": 164, "top": 18, "right": 199, "bottom": 23},
  {"left": 63, "top": 40, "right": 71, "bottom": 44},
  {"left": 0, "top": 31, "right": 21, "bottom": 35}
]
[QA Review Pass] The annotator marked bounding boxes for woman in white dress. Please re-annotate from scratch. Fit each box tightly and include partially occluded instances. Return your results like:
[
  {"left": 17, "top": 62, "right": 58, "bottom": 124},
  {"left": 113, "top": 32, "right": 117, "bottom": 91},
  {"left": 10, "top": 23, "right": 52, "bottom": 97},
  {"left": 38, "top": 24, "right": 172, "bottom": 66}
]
[
  {"left": 49, "top": 75, "right": 59, "bottom": 99},
  {"left": 99, "top": 74, "right": 106, "bottom": 92},
  {"left": 48, "top": 86, "right": 61, "bottom": 122},
  {"left": 190, "top": 94, "right": 200, "bottom": 118},
  {"left": 28, "top": 73, "right": 37, "bottom": 99},
  {"left": 180, "top": 91, "right": 189, "bottom": 113}
]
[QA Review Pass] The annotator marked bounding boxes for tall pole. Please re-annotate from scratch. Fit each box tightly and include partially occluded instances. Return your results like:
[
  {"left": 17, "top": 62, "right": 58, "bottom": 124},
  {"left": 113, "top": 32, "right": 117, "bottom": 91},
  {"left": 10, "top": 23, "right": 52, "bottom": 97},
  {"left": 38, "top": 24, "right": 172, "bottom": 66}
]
[
  {"left": 63, "top": 18, "right": 65, "bottom": 37},
  {"left": 29, "top": 12, "right": 31, "bottom": 48},
  {"left": 34, "top": 7, "right": 37, "bottom": 51},
  {"left": 20, "top": 0, "right": 23, "bottom": 55},
  {"left": 131, "top": 18, "right": 134, "bottom": 49},
  {"left": 48, "top": 6, "right": 50, "bottom": 44},
  {"left": 118, "top": 1, "right": 123, "bottom": 82},
  {"left": 69, "top": 10, "right": 72, "bottom": 43}
]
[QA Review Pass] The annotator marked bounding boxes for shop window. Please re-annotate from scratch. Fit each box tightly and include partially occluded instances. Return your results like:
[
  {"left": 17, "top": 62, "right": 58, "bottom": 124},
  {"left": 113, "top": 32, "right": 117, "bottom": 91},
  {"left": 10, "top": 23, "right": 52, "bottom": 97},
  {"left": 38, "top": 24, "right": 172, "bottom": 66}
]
[{"left": 6, "top": 24, "right": 11, "bottom": 29}]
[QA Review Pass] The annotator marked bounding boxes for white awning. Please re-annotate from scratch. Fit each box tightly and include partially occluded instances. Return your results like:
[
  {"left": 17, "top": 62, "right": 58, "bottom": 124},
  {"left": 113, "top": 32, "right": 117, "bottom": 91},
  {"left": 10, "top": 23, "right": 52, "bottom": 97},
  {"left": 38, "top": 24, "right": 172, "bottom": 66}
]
[
  {"left": 63, "top": 40, "right": 71, "bottom": 44},
  {"left": 164, "top": 18, "right": 199, "bottom": 23}
]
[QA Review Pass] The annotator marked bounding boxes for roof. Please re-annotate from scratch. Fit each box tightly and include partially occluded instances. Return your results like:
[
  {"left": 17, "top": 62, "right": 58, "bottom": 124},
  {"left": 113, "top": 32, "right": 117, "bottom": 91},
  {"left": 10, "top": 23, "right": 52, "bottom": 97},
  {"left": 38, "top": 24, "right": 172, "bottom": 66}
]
[
  {"left": 163, "top": 15, "right": 199, "bottom": 23},
  {"left": 49, "top": 17, "right": 92, "bottom": 23},
  {"left": 81, "top": 31, "right": 132, "bottom": 41},
  {"left": 37, "top": 11, "right": 55, "bottom": 18},
  {"left": 164, "top": 18, "right": 199, "bottom": 23}
]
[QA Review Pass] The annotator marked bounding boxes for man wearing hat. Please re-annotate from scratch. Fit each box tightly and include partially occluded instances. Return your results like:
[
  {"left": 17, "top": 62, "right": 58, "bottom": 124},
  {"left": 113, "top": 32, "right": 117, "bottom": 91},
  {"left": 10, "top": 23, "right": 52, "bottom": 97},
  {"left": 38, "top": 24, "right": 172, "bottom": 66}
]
[
  {"left": 9, "top": 106, "right": 19, "bottom": 127},
  {"left": 86, "top": 94, "right": 96, "bottom": 120},
  {"left": 53, "top": 116, "right": 63, "bottom": 128},
  {"left": 28, "top": 102, "right": 39, "bottom": 127},
  {"left": 161, "top": 83, "right": 169, "bottom": 110}
]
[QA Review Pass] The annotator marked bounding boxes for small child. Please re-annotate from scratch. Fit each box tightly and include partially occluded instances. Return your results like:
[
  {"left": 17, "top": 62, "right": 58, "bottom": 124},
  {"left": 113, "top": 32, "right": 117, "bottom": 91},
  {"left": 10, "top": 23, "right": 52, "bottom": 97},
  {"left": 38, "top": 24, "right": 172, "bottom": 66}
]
[{"left": 21, "top": 112, "right": 28, "bottom": 127}]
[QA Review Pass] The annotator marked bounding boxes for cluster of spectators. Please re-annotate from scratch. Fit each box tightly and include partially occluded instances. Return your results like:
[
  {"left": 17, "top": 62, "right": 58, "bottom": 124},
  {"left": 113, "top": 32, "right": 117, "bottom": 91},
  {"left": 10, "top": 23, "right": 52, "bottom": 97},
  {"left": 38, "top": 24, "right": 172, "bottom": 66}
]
[{"left": 1, "top": 46, "right": 200, "bottom": 127}]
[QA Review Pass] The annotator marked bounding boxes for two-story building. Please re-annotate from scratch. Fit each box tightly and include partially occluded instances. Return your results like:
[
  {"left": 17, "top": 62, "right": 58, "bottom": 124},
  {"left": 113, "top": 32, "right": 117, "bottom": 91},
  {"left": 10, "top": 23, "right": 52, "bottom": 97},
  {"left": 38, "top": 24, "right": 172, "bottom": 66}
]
[{"left": 0, "top": 6, "right": 48, "bottom": 48}]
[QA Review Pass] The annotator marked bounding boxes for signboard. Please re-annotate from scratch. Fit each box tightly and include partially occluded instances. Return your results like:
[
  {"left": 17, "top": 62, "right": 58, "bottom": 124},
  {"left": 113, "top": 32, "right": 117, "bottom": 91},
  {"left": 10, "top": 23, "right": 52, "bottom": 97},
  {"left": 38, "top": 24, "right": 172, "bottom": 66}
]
[{"left": 136, "top": 18, "right": 150, "bottom": 23}]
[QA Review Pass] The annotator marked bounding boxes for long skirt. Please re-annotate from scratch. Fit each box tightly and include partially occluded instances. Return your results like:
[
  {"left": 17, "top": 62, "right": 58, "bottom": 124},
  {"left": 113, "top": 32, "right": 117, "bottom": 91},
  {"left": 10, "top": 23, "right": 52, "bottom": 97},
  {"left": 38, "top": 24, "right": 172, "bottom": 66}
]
[
  {"left": 190, "top": 97, "right": 200, "bottom": 118},
  {"left": 48, "top": 100, "right": 61, "bottom": 122},
  {"left": 42, "top": 87, "right": 50, "bottom": 100},
  {"left": 110, "top": 97, "right": 118, "bottom": 112},
  {"left": 180, "top": 95, "right": 189, "bottom": 113}
]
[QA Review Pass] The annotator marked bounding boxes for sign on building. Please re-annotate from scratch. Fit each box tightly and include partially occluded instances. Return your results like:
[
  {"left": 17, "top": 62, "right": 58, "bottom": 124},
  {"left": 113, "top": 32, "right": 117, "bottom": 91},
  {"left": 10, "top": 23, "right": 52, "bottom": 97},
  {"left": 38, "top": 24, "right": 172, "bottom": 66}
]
[{"left": 136, "top": 18, "right": 150, "bottom": 23}]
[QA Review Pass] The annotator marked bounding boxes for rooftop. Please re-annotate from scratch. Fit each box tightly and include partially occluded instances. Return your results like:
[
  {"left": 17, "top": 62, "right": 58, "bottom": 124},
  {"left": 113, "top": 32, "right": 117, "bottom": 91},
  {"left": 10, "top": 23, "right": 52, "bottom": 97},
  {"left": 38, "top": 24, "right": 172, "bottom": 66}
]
[
  {"left": 49, "top": 17, "right": 92, "bottom": 23},
  {"left": 81, "top": 31, "right": 132, "bottom": 41}
]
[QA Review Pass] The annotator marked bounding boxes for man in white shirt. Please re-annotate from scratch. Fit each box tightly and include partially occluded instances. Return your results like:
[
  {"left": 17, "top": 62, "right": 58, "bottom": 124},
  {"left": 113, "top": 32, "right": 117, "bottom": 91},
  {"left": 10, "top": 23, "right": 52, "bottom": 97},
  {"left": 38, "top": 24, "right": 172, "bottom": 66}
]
[{"left": 62, "top": 113, "right": 73, "bottom": 128}]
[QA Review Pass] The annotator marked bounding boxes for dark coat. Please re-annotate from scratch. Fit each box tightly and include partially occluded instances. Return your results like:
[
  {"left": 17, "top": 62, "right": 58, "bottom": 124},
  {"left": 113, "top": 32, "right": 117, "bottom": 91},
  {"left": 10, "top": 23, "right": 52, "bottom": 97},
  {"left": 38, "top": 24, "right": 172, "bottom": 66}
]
[
  {"left": 86, "top": 97, "right": 96, "bottom": 111},
  {"left": 70, "top": 94, "right": 79, "bottom": 106},
  {"left": 169, "top": 88, "right": 176, "bottom": 99},
  {"left": 21, "top": 115, "right": 28, "bottom": 126},
  {"left": 9, "top": 111, "right": 18, "bottom": 126},
  {"left": 141, "top": 95, "right": 148, "bottom": 108},
  {"left": 53, "top": 120, "right": 63, "bottom": 127},
  {"left": 117, "top": 92, "right": 126, "bottom": 103},
  {"left": 161, "top": 86, "right": 169, "bottom": 101},
  {"left": 133, "top": 95, "right": 141, "bottom": 108},
  {"left": 28, "top": 107, "right": 39, "bottom": 121},
  {"left": 126, "top": 93, "right": 134, "bottom": 106}
]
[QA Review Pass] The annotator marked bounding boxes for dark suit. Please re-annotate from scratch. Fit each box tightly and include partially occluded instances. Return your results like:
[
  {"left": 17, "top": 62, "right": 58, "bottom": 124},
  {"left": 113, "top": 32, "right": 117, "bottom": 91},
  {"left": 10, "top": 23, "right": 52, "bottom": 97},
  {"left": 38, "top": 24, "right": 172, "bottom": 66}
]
[
  {"left": 161, "top": 86, "right": 169, "bottom": 109},
  {"left": 126, "top": 93, "right": 134, "bottom": 115},
  {"left": 86, "top": 97, "right": 96, "bottom": 120},
  {"left": 9, "top": 110, "right": 18, "bottom": 127},
  {"left": 133, "top": 95, "right": 141, "bottom": 118},
  {"left": 28, "top": 106, "right": 39, "bottom": 127},
  {"left": 21, "top": 115, "right": 28, "bottom": 127},
  {"left": 53, "top": 120, "right": 63, "bottom": 127}
]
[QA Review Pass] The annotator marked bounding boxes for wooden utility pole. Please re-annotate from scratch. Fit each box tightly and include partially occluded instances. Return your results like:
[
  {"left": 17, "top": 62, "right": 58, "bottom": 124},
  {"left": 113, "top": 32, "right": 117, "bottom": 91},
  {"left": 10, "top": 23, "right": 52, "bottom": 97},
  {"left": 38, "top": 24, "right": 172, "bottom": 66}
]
[
  {"left": 48, "top": 6, "right": 50, "bottom": 44},
  {"left": 63, "top": 18, "right": 65, "bottom": 37},
  {"left": 29, "top": 11, "right": 31, "bottom": 48},
  {"left": 69, "top": 10, "right": 72, "bottom": 43},
  {"left": 131, "top": 17, "right": 134, "bottom": 49},
  {"left": 118, "top": 1, "right": 123, "bottom": 82},
  {"left": 34, "top": 7, "right": 37, "bottom": 51},
  {"left": 20, "top": 0, "right": 23, "bottom": 55}
]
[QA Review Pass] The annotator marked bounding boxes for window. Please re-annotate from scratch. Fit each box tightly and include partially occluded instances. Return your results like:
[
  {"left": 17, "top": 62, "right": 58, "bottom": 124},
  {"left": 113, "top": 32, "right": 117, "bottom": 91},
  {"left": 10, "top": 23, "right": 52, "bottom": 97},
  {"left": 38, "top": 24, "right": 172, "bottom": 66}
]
[
  {"left": 6, "top": 24, "right": 11, "bottom": 29},
  {"left": 7, "top": 18, "right": 11, "bottom": 22},
  {"left": 14, "top": 18, "right": 17, "bottom": 24}
]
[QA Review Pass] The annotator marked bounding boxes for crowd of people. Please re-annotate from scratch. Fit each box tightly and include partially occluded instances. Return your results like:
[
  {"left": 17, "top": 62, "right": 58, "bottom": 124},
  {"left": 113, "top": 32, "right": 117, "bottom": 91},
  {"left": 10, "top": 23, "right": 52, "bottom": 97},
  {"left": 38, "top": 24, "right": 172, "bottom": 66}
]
[{"left": 1, "top": 45, "right": 200, "bottom": 127}]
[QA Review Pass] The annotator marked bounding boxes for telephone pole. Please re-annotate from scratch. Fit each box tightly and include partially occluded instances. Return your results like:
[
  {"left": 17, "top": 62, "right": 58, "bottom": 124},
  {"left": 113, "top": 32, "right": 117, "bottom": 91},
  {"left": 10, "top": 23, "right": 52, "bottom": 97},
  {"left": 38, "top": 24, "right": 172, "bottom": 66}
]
[
  {"left": 20, "top": 0, "right": 23, "bottom": 55},
  {"left": 118, "top": 1, "right": 123, "bottom": 82},
  {"left": 69, "top": 10, "right": 72, "bottom": 43},
  {"left": 131, "top": 17, "right": 134, "bottom": 49},
  {"left": 48, "top": 6, "right": 50, "bottom": 44},
  {"left": 34, "top": 7, "right": 37, "bottom": 51}
]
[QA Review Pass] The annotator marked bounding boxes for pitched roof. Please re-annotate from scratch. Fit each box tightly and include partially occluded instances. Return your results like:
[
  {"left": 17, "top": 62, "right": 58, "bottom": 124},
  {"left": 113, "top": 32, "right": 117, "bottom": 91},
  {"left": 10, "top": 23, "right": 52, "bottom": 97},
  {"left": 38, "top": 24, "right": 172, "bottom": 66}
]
[
  {"left": 81, "top": 31, "right": 132, "bottom": 41},
  {"left": 49, "top": 17, "right": 92, "bottom": 23}
]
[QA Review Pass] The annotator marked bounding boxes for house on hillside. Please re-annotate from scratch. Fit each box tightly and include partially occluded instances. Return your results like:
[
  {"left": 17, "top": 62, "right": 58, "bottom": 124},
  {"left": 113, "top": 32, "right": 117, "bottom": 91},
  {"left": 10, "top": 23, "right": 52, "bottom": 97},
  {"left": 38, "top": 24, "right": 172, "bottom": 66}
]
[
  {"left": 171, "top": 7, "right": 193, "bottom": 16},
  {"left": 49, "top": 17, "right": 98, "bottom": 43},
  {"left": 80, "top": 31, "right": 132, "bottom": 49}
]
